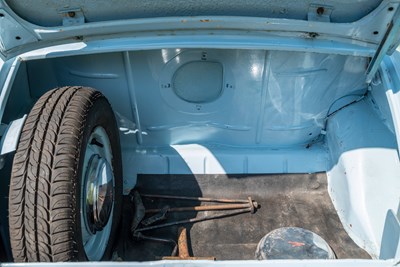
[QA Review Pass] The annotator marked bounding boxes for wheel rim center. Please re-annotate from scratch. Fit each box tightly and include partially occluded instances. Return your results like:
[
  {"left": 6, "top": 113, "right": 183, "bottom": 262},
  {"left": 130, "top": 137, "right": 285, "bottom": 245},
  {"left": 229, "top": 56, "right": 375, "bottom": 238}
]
[{"left": 84, "top": 154, "right": 114, "bottom": 234}]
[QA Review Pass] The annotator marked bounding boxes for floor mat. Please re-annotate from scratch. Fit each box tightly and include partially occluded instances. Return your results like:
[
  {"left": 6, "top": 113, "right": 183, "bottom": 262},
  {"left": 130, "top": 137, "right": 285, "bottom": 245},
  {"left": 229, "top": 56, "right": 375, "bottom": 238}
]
[{"left": 116, "top": 173, "right": 371, "bottom": 260}]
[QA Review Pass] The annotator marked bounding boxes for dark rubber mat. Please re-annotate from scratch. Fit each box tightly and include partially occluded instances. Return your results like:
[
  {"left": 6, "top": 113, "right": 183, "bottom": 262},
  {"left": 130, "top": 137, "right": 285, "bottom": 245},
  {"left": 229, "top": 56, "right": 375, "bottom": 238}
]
[{"left": 116, "top": 173, "right": 371, "bottom": 260}]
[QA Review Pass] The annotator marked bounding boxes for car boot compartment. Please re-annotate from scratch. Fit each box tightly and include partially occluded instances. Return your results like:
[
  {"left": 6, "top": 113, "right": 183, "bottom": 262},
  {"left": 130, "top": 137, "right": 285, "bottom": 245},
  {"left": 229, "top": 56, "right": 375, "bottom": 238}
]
[{"left": 1, "top": 48, "right": 400, "bottom": 262}]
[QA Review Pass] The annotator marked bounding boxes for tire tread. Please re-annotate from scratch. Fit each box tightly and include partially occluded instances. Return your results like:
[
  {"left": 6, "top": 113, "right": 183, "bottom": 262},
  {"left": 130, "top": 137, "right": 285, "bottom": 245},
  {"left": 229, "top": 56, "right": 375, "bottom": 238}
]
[{"left": 9, "top": 86, "right": 104, "bottom": 262}]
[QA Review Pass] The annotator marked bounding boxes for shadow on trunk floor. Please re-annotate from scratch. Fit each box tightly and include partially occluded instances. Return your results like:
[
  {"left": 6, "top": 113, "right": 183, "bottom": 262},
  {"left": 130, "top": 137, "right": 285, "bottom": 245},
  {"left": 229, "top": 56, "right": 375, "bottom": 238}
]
[{"left": 115, "top": 173, "right": 371, "bottom": 260}]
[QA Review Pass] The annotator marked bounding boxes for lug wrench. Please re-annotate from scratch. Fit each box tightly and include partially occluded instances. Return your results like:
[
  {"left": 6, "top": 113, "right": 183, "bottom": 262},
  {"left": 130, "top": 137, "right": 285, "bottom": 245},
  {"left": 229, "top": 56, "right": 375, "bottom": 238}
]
[{"left": 145, "top": 197, "right": 258, "bottom": 214}]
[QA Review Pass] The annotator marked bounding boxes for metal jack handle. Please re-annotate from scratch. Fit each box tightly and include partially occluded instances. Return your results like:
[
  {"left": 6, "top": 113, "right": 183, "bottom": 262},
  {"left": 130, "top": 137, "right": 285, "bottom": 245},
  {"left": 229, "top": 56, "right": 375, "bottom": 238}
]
[
  {"left": 141, "top": 193, "right": 250, "bottom": 203},
  {"left": 135, "top": 207, "right": 252, "bottom": 232},
  {"left": 145, "top": 197, "right": 258, "bottom": 214},
  {"left": 142, "top": 197, "right": 258, "bottom": 216}
]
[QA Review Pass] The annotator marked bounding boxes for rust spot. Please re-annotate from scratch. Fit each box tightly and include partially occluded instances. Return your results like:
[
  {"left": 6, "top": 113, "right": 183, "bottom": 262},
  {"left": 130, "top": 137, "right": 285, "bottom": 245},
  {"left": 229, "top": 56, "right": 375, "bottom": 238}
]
[
  {"left": 67, "top": 11, "right": 76, "bottom": 18},
  {"left": 181, "top": 19, "right": 187, "bottom": 23},
  {"left": 200, "top": 19, "right": 210, "bottom": 22},
  {"left": 316, "top": 7, "right": 325, "bottom": 15},
  {"left": 288, "top": 241, "right": 305, "bottom": 247}
]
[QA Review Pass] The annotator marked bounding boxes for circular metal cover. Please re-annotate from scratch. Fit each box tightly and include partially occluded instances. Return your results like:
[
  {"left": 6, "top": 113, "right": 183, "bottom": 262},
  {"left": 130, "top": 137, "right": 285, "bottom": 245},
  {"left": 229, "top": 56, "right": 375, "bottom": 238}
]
[
  {"left": 255, "top": 227, "right": 336, "bottom": 260},
  {"left": 173, "top": 61, "right": 223, "bottom": 103},
  {"left": 159, "top": 50, "right": 234, "bottom": 114},
  {"left": 84, "top": 154, "right": 114, "bottom": 233}
]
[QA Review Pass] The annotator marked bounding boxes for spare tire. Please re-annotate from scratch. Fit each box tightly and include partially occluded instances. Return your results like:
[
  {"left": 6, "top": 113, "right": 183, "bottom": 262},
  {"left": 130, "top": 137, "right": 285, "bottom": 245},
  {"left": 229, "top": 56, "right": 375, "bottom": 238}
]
[{"left": 8, "top": 86, "right": 122, "bottom": 262}]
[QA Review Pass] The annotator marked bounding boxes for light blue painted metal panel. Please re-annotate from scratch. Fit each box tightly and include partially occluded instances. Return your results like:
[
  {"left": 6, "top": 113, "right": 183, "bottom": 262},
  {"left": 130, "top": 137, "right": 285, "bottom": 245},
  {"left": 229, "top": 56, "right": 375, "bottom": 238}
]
[
  {"left": 0, "top": 8, "right": 37, "bottom": 51},
  {"left": 4, "top": 0, "right": 384, "bottom": 26},
  {"left": 0, "top": 114, "right": 26, "bottom": 155},
  {"left": 0, "top": 0, "right": 399, "bottom": 59},
  {"left": 326, "top": 98, "right": 400, "bottom": 258},
  {"left": 0, "top": 58, "right": 20, "bottom": 122},
  {"left": 11, "top": 49, "right": 372, "bottom": 201},
  {"left": 379, "top": 210, "right": 400, "bottom": 259},
  {"left": 21, "top": 35, "right": 378, "bottom": 58},
  {"left": 366, "top": 5, "right": 400, "bottom": 83},
  {"left": 129, "top": 49, "right": 367, "bottom": 147}
]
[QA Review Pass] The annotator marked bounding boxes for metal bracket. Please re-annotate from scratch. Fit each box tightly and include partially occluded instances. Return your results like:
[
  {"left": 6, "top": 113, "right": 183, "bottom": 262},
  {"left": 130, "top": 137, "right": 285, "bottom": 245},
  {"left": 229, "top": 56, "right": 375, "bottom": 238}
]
[
  {"left": 366, "top": 4, "right": 400, "bottom": 83},
  {"left": 0, "top": 115, "right": 26, "bottom": 155},
  {"left": 308, "top": 4, "right": 333, "bottom": 22},
  {"left": 0, "top": 9, "right": 38, "bottom": 52},
  {"left": 59, "top": 8, "right": 85, "bottom": 26}
]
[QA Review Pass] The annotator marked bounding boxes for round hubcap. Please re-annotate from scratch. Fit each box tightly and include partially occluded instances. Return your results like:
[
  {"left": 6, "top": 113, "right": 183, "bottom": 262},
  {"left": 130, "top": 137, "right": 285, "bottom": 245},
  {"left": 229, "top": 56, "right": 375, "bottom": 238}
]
[
  {"left": 84, "top": 155, "right": 114, "bottom": 234},
  {"left": 80, "top": 126, "right": 114, "bottom": 261}
]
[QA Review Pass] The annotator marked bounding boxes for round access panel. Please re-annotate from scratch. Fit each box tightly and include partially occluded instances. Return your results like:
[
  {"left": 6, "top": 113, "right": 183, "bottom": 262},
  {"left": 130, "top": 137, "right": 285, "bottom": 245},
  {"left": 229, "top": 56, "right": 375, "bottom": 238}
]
[
  {"left": 173, "top": 61, "right": 223, "bottom": 103},
  {"left": 159, "top": 50, "right": 234, "bottom": 114}
]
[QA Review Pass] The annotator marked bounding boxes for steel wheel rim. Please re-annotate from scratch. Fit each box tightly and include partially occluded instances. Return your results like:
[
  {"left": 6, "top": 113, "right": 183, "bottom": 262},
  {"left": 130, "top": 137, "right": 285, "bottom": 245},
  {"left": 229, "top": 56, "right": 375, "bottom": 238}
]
[{"left": 80, "top": 126, "right": 114, "bottom": 261}]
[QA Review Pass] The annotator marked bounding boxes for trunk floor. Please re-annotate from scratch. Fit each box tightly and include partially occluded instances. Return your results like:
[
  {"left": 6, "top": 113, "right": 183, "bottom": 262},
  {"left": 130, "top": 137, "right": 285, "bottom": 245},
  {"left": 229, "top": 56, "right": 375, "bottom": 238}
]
[{"left": 116, "top": 173, "right": 371, "bottom": 260}]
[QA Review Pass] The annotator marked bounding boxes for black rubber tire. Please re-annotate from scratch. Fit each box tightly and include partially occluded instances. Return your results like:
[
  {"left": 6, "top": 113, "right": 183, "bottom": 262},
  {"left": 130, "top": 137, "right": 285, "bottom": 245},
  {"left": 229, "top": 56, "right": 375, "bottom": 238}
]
[{"left": 8, "top": 86, "right": 122, "bottom": 262}]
